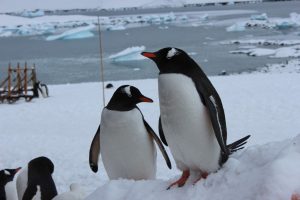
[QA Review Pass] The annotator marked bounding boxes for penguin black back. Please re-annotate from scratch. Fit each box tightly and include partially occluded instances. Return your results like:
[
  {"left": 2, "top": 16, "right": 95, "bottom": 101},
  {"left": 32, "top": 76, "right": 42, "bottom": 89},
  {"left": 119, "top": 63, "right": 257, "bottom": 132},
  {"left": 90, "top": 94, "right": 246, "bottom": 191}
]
[
  {"left": 0, "top": 168, "right": 21, "bottom": 200},
  {"left": 106, "top": 85, "right": 153, "bottom": 111},
  {"left": 23, "top": 156, "right": 57, "bottom": 200}
]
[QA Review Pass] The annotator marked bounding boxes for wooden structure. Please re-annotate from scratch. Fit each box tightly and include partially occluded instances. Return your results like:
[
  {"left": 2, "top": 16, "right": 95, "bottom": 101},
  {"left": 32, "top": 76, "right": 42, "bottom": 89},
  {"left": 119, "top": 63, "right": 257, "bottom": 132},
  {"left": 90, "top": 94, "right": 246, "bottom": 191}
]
[{"left": 0, "top": 63, "right": 48, "bottom": 103}]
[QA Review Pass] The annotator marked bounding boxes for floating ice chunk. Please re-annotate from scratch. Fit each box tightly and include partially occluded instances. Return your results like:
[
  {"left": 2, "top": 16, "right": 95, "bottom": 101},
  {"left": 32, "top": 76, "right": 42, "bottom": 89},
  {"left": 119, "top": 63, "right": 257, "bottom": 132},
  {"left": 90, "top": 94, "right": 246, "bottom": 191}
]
[
  {"left": 106, "top": 25, "right": 126, "bottom": 31},
  {"left": 109, "top": 46, "right": 146, "bottom": 62},
  {"left": 230, "top": 48, "right": 275, "bottom": 56},
  {"left": 226, "top": 23, "right": 246, "bottom": 32},
  {"left": 46, "top": 25, "right": 95, "bottom": 41},
  {"left": 275, "top": 20, "right": 295, "bottom": 30},
  {"left": 250, "top": 13, "right": 268, "bottom": 21},
  {"left": 20, "top": 9, "right": 45, "bottom": 18}
]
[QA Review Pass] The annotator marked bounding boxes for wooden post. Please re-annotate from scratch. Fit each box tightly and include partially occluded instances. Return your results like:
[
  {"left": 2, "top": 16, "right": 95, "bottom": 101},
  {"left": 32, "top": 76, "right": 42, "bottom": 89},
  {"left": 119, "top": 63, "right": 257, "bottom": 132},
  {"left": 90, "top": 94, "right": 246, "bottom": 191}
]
[
  {"left": 24, "top": 63, "right": 27, "bottom": 96},
  {"left": 8, "top": 63, "right": 11, "bottom": 98},
  {"left": 17, "top": 64, "right": 21, "bottom": 94}
]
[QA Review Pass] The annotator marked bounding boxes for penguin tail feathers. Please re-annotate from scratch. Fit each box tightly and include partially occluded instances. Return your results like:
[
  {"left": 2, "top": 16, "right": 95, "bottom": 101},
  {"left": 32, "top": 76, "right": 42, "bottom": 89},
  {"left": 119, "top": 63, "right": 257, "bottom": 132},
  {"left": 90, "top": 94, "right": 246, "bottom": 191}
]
[{"left": 227, "top": 135, "right": 251, "bottom": 154}]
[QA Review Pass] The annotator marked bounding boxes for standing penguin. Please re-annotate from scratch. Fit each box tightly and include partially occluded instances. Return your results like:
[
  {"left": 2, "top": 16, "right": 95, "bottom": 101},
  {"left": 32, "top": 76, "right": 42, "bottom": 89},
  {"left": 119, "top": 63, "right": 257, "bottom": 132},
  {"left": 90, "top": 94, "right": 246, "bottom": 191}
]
[
  {"left": 89, "top": 85, "right": 171, "bottom": 180},
  {"left": 16, "top": 156, "right": 57, "bottom": 200},
  {"left": 0, "top": 167, "right": 21, "bottom": 200},
  {"left": 142, "top": 47, "right": 250, "bottom": 188}
]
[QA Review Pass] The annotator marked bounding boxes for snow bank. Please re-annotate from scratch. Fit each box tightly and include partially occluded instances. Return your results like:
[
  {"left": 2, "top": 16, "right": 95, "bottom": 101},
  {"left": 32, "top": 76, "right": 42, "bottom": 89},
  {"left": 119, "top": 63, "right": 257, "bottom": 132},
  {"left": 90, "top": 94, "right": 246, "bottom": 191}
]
[
  {"left": 109, "top": 46, "right": 146, "bottom": 62},
  {"left": 260, "top": 59, "right": 300, "bottom": 74},
  {"left": 86, "top": 134, "right": 300, "bottom": 200},
  {"left": 1, "top": 73, "right": 300, "bottom": 198},
  {"left": 46, "top": 25, "right": 95, "bottom": 41}
]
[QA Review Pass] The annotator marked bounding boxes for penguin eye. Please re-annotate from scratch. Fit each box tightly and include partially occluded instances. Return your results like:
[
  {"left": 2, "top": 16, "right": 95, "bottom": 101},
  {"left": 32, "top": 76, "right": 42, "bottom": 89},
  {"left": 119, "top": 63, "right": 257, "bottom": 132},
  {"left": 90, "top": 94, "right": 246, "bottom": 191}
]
[
  {"left": 166, "top": 48, "right": 179, "bottom": 59},
  {"left": 4, "top": 170, "right": 10, "bottom": 175},
  {"left": 123, "top": 86, "right": 132, "bottom": 97}
]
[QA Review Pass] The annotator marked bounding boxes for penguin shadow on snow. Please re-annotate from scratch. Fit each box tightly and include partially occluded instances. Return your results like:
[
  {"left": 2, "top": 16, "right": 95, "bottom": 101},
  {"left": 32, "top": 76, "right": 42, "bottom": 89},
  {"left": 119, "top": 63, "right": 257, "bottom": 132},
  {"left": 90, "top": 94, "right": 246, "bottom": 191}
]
[{"left": 89, "top": 85, "right": 172, "bottom": 180}]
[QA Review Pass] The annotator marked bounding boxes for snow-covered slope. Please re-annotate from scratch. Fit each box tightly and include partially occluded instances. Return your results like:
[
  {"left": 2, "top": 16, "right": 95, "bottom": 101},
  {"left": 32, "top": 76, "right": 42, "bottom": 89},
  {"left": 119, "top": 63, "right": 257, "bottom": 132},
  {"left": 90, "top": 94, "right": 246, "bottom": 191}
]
[
  {"left": 0, "top": 0, "right": 260, "bottom": 13},
  {"left": 1, "top": 73, "right": 300, "bottom": 199}
]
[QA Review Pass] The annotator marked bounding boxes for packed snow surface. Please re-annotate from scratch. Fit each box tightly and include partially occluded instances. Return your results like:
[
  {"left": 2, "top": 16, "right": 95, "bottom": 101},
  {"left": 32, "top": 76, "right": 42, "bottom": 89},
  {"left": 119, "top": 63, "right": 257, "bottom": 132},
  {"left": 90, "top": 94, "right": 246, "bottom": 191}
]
[{"left": 1, "top": 72, "right": 300, "bottom": 199}]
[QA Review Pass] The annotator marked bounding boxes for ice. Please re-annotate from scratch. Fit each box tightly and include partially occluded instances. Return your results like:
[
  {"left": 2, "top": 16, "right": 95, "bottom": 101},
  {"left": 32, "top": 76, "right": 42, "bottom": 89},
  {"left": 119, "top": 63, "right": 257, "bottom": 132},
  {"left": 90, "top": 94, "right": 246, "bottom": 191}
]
[
  {"left": 226, "top": 22, "right": 246, "bottom": 32},
  {"left": 230, "top": 45, "right": 300, "bottom": 58},
  {"left": 20, "top": 9, "right": 45, "bottom": 18},
  {"left": 275, "top": 20, "right": 295, "bottom": 30},
  {"left": 230, "top": 48, "right": 275, "bottom": 56},
  {"left": 250, "top": 13, "right": 268, "bottom": 21},
  {"left": 46, "top": 25, "right": 95, "bottom": 41},
  {"left": 222, "top": 39, "right": 300, "bottom": 46},
  {"left": 109, "top": 46, "right": 146, "bottom": 62},
  {"left": 259, "top": 59, "right": 300, "bottom": 74},
  {"left": 106, "top": 25, "right": 126, "bottom": 31}
]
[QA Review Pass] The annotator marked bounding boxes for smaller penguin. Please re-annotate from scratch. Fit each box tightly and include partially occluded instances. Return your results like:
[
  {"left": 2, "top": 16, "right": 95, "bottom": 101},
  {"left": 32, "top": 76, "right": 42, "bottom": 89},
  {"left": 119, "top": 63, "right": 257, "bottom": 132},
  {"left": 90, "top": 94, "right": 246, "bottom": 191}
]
[
  {"left": 52, "top": 183, "right": 85, "bottom": 200},
  {"left": 0, "top": 167, "right": 21, "bottom": 200},
  {"left": 89, "top": 85, "right": 171, "bottom": 180},
  {"left": 17, "top": 156, "right": 57, "bottom": 200}
]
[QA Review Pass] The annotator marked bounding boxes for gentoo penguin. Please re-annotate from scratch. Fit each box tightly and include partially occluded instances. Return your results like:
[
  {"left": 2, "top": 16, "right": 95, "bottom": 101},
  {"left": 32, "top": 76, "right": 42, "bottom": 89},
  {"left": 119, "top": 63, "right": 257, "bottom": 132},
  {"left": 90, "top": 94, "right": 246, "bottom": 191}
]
[
  {"left": 89, "top": 85, "right": 171, "bottom": 180},
  {"left": 17, "top": 156, "right": 57, "bottom": 200},
  {"left": 52, "top": 183, "right": 85, "bottom": 200},
  {"left": 0, "top": 167, "right": 21, "bottom": 200},
  {"left": 142, "top": 47, "right": 250, "bottom": 188}
]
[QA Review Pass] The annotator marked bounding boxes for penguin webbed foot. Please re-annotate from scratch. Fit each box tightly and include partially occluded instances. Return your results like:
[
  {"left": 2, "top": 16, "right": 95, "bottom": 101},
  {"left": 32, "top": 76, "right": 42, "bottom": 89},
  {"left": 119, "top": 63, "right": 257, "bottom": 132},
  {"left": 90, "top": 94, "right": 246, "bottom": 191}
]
[
  {"left": 167, "top": 170, "right": 190, "bottom": 190},
  {"left": 192, "top": 171, "right": 208, "bottom": 185},
  {"left": 90, "top": 163, "right": 98, "bottom": 173}
]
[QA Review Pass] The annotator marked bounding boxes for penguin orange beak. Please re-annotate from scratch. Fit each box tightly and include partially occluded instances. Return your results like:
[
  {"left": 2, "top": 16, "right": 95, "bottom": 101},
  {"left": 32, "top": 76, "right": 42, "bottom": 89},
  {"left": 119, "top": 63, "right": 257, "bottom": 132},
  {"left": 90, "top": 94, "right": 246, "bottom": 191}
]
[
  {"left": 141, "top": 52, "right": 156, "bottom": 59},
  {"left": 139, "top": 96, "right": 153, "bottom": 103}
]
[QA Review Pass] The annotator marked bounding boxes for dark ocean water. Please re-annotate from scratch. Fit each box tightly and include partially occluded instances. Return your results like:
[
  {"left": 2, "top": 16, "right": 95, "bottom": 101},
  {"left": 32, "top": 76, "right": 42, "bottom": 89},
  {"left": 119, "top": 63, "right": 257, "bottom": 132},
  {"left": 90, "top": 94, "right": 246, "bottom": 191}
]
[{"left": 0, "top": 1, "right": 299, "bottom": 84}]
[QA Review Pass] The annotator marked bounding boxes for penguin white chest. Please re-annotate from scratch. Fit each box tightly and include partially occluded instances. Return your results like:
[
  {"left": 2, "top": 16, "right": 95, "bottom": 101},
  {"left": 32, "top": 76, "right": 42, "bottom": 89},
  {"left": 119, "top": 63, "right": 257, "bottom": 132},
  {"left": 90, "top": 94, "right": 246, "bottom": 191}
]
[
  {"left": 5, "top": 181, "right": 18, "bottom": 200},
  {"left": 100, "top": 108, "right": 157, "bottom": 180},
  {"left": 158, "top": 73, "right": 220, "bottom": 172}
]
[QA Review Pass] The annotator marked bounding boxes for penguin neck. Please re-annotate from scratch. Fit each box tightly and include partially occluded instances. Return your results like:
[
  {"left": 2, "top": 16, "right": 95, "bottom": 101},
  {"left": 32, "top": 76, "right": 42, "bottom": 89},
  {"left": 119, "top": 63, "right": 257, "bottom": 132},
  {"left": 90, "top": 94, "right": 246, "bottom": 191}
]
[
  {"left": 106, "top": 98, "right": 137, "bottom": 111},
  {"left": 0, "top": 185, "right": 6, "bottom": 200}
]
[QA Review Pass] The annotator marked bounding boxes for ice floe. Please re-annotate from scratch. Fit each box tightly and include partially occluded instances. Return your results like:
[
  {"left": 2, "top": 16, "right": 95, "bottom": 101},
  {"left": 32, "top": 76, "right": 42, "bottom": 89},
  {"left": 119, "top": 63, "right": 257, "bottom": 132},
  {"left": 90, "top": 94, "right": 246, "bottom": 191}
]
[
  {"left": 20, "top": 9, "right": 45, "bottom": 18},
  {"left": 230, "top": 45, "right": 300, "bottom": 58},
  {"left": 46, "top": 25, "right": 95, "bottom": 41},
  {"left": 109, "top": 46, "right": 146, "bottom": 62}
]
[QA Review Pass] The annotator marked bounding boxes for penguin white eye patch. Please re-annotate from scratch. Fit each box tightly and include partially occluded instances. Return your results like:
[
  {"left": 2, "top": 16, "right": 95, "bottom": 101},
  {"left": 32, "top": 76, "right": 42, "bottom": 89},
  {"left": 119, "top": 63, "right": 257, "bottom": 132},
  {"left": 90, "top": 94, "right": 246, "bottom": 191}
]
[
  {"left": 123, "top": 86, "right": 132, "bottom": 97},
  {"left": 4, "top": 170, "right": 10, "bottom": 175},
  {"left": 167, "top": 48, "right": 179, "bottom": 59}
]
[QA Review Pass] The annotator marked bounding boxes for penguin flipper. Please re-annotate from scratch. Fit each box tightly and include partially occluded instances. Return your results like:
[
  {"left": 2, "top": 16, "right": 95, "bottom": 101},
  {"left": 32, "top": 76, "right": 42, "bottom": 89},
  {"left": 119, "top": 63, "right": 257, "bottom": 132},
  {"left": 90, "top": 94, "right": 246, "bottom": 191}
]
[
  {"left": 22, "top": 184, "right": 37, "bottom": 200},
  {"left": 206, "top": 95, "right": 228, "bottom": 155},
  {"left": 89, "top": 125, "right": 101, "bottom": 173},
  {"left": 159, "top": 116, "right": 168, "bottom": 146},
  {"left": 143, "top": 119, "right": 172, "bottom": 169}
]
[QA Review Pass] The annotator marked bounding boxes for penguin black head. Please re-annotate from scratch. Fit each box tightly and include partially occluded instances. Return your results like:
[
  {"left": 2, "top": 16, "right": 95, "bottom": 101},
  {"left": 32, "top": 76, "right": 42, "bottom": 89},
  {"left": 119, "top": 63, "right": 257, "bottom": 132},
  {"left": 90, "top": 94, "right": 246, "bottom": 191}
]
[
  {"left": 28, "top": 156, "right": 54, "bottom": 175},
  {"left": 106, "top": 85, "right": 153, "bottom": 111},
  {"left": 142, "top": 47, "right": 196, "bottom": 74},
  {"left": 0, "top": 167, "right": 21, "bottom": 185}
]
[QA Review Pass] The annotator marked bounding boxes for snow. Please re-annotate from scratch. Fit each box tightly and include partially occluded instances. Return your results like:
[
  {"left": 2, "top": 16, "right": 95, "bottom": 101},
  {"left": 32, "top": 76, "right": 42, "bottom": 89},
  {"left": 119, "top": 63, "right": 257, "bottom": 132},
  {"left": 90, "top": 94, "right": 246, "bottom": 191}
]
[
  {"left": 1, "top": 72, "right": 300, "bottom": 199},
  {"left": 109, "top": 46, "right": 146, "bottom": 62},
  {"left": 46, "top": 25, "right": 95, "bottom": 41},
  {"left": 250, "top": 13, "right": 268, "bottom": 21},
  {"left": 259, "top": 59, "right": 300, "bottom": 74},
  {"left": 230, "top": 45, "right": 300, "bottom": 58},
  {"left": 0, "top": 0, "right": 261, "bottom": 13}
]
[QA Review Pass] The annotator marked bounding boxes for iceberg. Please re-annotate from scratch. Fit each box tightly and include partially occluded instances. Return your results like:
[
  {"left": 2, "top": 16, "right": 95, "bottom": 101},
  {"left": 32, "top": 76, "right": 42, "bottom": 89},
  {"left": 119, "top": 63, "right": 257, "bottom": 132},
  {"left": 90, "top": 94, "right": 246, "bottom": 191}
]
[
  {"left": 250, "top": 13, "right": 268, "bottom": 21},
  {"left": 109, "top": 46, "right": 146, "bottom": 62},
  {"left": 46, "top": 25, "right": 95, "bottom": 41},
  {"left": 20, "top": 9, "right": 45, "bottom": 18},
  {"left": 226, "top": 23, "right": 246, "bottom": 32},
  {"left": 275, "top": 20, "right": 295, "bottom": 30}
]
